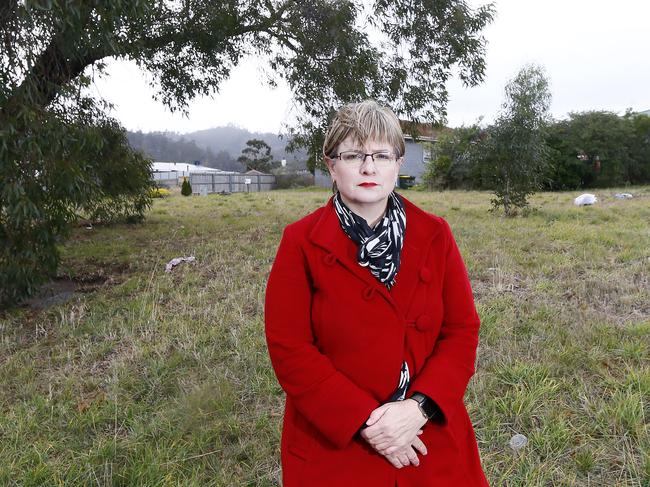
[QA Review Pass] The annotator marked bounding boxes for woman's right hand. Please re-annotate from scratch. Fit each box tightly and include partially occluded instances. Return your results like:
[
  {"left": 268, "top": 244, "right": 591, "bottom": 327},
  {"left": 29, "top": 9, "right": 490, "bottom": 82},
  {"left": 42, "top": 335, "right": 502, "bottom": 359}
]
[{"left": 383, "top": 430, "right": 427, "bottom": 469}]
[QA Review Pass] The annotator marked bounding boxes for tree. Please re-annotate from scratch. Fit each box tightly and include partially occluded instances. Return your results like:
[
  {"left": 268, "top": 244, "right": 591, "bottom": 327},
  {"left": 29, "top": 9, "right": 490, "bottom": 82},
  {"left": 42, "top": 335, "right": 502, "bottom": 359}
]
[
  {"left": 626, "top": 111, "right": 650, "bottom": 184},
  {"left": 1, "top": 0, "right": 494, "bottom": 305},
  {"left": 181, "top": 177, "right": 192, "bottom": 196},
  {"left": 422, "top": 124, "right": 482, "bottom": 189},
  {"left": 474, "top": 64, "right": 552, "bottom": 216},
  {"left": 544, "top": 111, "right": 649, "bottom": 189},
  {"left": 237, "top": 139, "right": 277, "bottom": 172}
]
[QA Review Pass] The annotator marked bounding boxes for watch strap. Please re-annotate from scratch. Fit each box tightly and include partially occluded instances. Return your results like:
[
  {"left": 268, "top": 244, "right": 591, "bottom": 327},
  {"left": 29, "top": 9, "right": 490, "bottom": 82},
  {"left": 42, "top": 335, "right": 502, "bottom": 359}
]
[{"left": 410, "top": 392, "right": 438, "bottom": 420}]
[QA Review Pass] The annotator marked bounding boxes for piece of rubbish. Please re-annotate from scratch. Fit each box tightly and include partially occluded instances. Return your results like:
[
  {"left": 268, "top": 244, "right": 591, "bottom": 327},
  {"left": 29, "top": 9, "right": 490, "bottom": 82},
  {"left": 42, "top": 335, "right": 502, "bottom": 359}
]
[
  {"left": 509, "top": 433, "right": 528, "bottom": 452},
  {"left": 165, "top": 256, "right": 196, "bottom": 273},
  {"left": 614, "top": 193, "right": 633, "bottom": 199},
  {"left": 574, "top": 194, "right": 597, "bottom": 206}
]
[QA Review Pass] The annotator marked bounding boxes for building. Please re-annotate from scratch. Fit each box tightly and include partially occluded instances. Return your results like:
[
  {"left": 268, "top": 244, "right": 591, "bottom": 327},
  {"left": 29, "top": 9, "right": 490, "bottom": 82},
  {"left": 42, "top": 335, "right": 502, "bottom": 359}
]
[{"left": 152, "top": 161, "right": 235, "bottom": 187}]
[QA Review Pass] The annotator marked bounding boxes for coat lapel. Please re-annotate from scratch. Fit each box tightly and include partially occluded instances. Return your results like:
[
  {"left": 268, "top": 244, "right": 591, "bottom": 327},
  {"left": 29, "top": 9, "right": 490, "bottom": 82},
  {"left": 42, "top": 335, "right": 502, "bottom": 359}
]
[
  {"left": 308, "top": 195, "right": 444, "bottom": 318},
  {"left": 389, "top": 197, "right": 443, "bottom": 315},
  {"left": 308, "top": 197, "right": 394, "bottom": 305}
]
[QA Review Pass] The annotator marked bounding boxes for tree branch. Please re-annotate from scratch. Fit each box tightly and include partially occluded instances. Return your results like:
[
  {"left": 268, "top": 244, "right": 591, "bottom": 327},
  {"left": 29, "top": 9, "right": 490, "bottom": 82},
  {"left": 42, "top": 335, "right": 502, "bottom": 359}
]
[{"left": 0, "top": 0, "right": 18, "bottom": 32}]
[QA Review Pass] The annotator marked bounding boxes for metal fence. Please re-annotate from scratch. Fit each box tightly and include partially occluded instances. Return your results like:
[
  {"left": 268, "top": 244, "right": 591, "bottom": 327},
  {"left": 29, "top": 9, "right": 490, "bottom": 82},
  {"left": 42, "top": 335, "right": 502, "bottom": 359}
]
[
  {"left": 153, "top": 171, "right": 184, "bottom": 187},
  {"left": 190, "top": 172, "right": 276, "bottom": 194},
  {"left": 153, "top": 170, "right": 186, "bottom": 180}
]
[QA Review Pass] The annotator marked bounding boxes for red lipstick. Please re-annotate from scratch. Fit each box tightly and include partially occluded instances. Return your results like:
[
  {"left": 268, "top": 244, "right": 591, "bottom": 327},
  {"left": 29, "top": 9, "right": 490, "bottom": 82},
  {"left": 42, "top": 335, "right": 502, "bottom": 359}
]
[{"left": 358, "top": 182, "right": 378, "bottom": 187}]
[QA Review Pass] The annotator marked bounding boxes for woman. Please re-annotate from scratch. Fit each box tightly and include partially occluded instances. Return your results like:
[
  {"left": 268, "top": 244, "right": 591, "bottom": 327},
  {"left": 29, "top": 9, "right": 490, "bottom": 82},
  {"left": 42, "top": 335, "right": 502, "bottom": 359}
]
[{"left": 265, "top": 100, "right": 488, "bottom": 486}]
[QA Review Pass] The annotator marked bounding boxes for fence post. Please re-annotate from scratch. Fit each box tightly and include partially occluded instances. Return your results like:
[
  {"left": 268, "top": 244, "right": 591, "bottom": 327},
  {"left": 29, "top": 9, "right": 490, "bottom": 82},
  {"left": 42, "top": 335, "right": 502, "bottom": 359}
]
[{"left": 229, "top": 174, "right": 233, "bottom": 193}]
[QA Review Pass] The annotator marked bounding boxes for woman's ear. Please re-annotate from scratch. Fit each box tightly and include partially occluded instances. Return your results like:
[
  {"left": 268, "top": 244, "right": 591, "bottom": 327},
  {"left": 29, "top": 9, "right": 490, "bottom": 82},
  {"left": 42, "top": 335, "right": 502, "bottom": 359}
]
[
  {"left": 325, "top": 157, "right": 336, "bottom": 176},
  {"left": 324, "top": 157, "right": 338, "bottom": 192}
]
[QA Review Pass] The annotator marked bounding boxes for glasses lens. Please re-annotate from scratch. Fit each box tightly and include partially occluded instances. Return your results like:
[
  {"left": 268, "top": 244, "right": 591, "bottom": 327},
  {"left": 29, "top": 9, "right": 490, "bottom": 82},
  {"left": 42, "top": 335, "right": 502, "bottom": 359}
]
[
  {"left": 373, "top": 152, "right": 394, "bottom": 164},
  {"left": 340, "top": 151, "right": 364, "bottom": 163}
]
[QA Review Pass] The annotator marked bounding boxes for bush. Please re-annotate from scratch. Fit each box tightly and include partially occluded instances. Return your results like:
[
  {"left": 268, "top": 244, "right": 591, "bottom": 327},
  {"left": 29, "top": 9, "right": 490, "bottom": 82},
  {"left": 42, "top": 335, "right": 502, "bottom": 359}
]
[
  {"left": 181, "top": 177, "right": 192, "bottom": 196},
  {"left": 150, "top": 188, "right": 170, "bottom": 198},
  {"left": 0, "top": 108, "right": 153, "bottom": 307},
  {"left": 274, "top": 173, "right": 314, "bottom": 189}
]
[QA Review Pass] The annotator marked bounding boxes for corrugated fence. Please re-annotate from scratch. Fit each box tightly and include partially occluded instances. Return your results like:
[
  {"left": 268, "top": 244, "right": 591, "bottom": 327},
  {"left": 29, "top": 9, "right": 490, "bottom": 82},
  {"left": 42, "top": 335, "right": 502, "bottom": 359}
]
[{"left": 190, "top": 172, "right": 276, "bottom": 194}]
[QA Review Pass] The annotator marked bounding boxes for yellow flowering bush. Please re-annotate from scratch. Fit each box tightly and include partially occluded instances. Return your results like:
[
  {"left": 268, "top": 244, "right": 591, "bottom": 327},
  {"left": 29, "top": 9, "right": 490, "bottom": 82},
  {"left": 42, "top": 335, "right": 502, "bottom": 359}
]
[{"left": 150, "top": 187, "right": 171, "bottom": 198}]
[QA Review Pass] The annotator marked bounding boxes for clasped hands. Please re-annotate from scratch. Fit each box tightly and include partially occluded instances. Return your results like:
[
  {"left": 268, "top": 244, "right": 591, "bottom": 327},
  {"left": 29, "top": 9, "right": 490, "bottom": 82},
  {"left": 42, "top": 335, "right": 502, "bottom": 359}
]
[{"left": 360, "top": 399, "right": 428, "bottom": 469}]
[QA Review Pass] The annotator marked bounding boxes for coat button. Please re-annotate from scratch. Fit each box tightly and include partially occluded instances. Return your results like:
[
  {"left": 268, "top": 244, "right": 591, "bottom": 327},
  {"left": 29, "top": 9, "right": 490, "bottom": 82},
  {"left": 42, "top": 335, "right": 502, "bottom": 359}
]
[
  {"left": 419, "top": 268, "right": 432, "bottom": 283},
  {"left": 323, "top": 253, "right": 337, "bottom": 266},
  {"left": 362, "top": 286, "right": 375, "bottom": 300},
  {"left": 415, "top": 314, "right": 434, "bottom": 331}
]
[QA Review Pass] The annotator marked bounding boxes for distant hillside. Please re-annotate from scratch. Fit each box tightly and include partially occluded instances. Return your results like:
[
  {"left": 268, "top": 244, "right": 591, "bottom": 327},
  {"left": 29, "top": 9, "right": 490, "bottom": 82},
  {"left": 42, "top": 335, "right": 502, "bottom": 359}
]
[
  {"left": 127, "top": 125, "right": 308, "bottom": 173},
  {"left": 183, "top": 126, "right": 307, "bottom": 166},
  {"left": 126, "top": 131, "right": 239, "bottom": 170}
]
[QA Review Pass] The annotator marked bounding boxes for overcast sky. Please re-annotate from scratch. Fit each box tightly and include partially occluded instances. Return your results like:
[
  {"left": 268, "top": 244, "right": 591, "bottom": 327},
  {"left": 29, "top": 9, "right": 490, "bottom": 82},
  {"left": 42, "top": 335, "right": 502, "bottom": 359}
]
[{"left": 92, "top": 0, "right": 650, "bottom": 134}]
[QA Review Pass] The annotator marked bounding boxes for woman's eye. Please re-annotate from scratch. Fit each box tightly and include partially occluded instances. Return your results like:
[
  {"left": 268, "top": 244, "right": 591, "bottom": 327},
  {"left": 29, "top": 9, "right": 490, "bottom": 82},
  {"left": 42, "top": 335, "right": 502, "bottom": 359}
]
[
  {"left": 342, "top": 152, "right": 362, "bottom": 161},
  {"left": 374, "top": 153, "right": 391, "bottom": 161}
]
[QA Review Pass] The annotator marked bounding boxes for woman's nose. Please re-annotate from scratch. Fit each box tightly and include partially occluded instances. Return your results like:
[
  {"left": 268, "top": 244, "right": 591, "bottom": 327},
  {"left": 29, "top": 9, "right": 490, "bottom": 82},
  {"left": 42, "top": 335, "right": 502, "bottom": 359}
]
[{"left": 359, "top": 155, "right": 377, "bottom": 174}]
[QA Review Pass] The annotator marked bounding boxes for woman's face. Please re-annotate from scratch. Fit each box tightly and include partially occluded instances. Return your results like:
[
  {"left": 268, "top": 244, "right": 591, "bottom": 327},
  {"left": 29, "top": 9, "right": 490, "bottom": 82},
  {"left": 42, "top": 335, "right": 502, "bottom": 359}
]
[{"left": 326, "top": 135, "right": 402, "bottom": 217}]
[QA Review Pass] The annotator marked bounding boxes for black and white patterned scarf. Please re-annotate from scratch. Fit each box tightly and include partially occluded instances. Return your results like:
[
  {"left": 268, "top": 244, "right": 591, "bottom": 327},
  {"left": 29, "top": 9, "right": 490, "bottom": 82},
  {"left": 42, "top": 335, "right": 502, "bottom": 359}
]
[
  {"left": 333, "top": 191, "right": 406, "bottom": 289},
  {"left": 333, "top": 191, "right": 410, "bottom": 402}
]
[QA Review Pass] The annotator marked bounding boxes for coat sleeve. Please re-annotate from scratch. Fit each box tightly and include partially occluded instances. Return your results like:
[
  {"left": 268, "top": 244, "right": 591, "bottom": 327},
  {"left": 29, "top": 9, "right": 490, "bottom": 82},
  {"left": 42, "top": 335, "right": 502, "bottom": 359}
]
[
  {"left": 408, "top": 219, "right": 480, "bottom": 425},
  {"left": 264, "top": 225, "right": 380, "bottom": 449}
]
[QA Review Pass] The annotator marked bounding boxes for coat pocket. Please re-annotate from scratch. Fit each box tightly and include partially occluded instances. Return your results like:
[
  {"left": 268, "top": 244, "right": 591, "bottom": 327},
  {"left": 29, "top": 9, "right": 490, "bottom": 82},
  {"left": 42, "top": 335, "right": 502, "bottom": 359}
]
[{"left": 285, "top": 410, "right": 315, "bottom": 462}]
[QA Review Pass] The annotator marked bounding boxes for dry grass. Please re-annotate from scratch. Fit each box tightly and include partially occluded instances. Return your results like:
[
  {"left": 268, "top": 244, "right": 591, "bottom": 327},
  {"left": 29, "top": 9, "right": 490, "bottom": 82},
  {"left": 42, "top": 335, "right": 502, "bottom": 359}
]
[{"left": 0, "top": 186, "right": 648, "bottom": 486}]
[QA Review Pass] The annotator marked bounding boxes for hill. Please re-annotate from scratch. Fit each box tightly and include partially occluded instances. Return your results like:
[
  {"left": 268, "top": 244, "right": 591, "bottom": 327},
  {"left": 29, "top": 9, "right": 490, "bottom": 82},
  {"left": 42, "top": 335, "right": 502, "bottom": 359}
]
[{"left": 127, "top": 126, "right": 308, "bottom": 172}]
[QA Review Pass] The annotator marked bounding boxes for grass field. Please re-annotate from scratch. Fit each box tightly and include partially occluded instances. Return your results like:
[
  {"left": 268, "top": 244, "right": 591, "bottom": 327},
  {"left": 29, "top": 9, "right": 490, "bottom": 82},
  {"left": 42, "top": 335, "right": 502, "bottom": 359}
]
[{"left": 1, "top": 187, "right": 648, "bottom": 486}]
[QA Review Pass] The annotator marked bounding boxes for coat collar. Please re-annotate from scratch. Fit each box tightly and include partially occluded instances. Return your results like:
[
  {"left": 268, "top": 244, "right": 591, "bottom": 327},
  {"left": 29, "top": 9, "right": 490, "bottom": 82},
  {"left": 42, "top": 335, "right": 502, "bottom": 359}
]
[{"left": 307, "top": 194, "right": 445, "bottom": 316}]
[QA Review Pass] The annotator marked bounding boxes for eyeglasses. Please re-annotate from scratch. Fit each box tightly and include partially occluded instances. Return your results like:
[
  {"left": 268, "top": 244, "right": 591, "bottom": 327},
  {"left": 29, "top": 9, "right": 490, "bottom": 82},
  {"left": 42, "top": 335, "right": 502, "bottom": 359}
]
[{"left": 330, "top": 150, "right": 399, "bottom": 168}]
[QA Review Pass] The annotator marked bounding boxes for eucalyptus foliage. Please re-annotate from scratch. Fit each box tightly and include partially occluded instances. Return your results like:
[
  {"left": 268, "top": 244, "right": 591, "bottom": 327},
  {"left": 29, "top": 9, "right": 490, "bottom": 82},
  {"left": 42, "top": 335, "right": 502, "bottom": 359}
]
[
  {"left": 473, "top": 64, "right": 552, "bottom": 216},
  {"left": 422, "top": 124, "right": 482, "bottom": 189},
  {"left": 545, "top": 111, "right": 650, "bottom": 189},
  {"left": 237, "top": 139, "right": 277, "bottom": 173},
  {"left": 1, "top": 0, "right": 494, "bottom": 304}
]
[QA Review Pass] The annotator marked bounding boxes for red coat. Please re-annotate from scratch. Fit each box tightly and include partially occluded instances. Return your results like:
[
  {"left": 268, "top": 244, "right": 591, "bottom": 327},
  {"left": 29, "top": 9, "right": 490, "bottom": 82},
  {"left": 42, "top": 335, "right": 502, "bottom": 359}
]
[{"left": 265, "top": 195, "right": 488, "bottom": 487}]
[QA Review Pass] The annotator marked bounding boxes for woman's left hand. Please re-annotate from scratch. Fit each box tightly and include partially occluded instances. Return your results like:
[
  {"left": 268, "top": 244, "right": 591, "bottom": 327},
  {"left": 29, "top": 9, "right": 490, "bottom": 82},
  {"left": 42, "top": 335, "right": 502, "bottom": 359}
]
[{"left": 360, "top": 399, "right": 428, "bottom": 455}]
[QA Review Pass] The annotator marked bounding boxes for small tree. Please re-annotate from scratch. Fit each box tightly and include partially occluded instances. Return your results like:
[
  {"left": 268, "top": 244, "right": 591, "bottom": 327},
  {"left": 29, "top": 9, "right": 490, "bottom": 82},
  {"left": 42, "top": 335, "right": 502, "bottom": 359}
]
[
  {"left": 181, "top": 177, "right": 192, "bottom": 196},
  {"left": 475, "top": 65, "right": 552, "bottom": 216},
  {"left": 237, "top": 139, "right": 277, "bottom": 173},
  {"left": 422, "top": 125, "right": 483, "bottom": 190}
]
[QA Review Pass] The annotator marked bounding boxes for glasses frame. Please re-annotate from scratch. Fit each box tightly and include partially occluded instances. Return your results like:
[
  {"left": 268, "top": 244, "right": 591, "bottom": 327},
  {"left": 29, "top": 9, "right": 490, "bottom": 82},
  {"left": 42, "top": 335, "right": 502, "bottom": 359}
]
[{"left": 329, "top": 150, "right": 401, "bottom": 167}]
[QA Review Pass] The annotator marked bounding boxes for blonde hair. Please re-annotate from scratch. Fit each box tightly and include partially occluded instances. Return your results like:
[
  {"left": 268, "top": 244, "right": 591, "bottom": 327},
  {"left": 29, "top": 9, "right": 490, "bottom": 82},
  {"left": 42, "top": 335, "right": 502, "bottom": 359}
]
[{"left": 322, "top": 100, "right": 405, "bottom": 160}]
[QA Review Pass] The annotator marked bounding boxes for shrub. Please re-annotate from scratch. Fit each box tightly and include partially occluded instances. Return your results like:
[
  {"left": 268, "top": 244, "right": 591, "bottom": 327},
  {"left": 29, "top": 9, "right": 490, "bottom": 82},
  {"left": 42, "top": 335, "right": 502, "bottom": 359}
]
[
  {"left": 181, "top": 177, "right": 192, "bottom": 196},
  {"left": 150, "top": 188, "right": 170, "bottom": 198},
  {"left": 274, "top": 173, "right": 314, "bottom": 189},
  {"left": 0, "top": 113, "right": 153, "bottom": 307}
]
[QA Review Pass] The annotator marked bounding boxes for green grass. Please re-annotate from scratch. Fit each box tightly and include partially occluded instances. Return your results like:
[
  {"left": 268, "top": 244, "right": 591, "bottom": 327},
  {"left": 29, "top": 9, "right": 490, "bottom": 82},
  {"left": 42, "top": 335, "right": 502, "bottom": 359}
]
[{"left": 1, "top": 187, "right": 649, "bottom": 486}]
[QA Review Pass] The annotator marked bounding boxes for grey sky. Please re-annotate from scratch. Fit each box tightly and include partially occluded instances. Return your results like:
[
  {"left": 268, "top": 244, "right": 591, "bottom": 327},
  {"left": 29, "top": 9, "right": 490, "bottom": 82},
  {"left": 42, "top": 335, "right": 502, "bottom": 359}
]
[{"left": 92, "top": 0, "right": 650, "bottom": 134}]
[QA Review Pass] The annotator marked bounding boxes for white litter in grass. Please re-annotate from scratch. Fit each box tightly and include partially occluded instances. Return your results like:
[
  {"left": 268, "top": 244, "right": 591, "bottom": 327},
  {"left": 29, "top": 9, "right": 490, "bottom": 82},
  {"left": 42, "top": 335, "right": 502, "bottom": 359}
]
[
  {"left": 509, "top": 434, "right": 528, "bottom": 452},
  {"left": 614, "top": 193, "right": 633, "bottom": 199},
  {"left": 165, "top": 256, "right": 196, "bottom": 273},
  {"left": 574, "top": 194, "right": 597, "bottom": 206}
]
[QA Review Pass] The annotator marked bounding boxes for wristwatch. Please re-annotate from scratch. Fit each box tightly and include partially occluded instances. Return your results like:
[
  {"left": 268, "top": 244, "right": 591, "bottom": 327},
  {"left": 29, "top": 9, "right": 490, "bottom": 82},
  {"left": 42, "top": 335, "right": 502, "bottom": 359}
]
[{"left": 409, "top": 392, "right": 438, "bottom": 420}]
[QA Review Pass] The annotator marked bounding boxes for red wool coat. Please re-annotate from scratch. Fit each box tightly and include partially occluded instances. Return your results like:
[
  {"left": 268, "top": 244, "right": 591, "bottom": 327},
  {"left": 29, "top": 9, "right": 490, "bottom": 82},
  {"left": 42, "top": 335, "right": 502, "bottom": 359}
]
[{"left": 264, "top": 195, "right": 488, "bottom": 487}]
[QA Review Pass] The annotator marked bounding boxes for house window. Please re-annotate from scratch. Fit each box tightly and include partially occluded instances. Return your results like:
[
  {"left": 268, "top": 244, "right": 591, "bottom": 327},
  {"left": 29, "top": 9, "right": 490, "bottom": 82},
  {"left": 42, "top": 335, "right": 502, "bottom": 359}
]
[{"left": 422, "top": 142, "right": 434, "bottom": 164}]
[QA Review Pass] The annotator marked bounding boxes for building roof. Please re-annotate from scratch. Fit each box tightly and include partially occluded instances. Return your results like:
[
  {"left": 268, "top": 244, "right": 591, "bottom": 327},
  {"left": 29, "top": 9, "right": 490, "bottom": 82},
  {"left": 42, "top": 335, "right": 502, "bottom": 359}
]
[
  {"left": 399, "top": 120, "right": 451, "bottom": 142},
  {"left": 151, "top": 162, "right": 229, "bottom": 173},
  {"left": 244, "top": 169, "right": 269, "bottom": 175}
]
